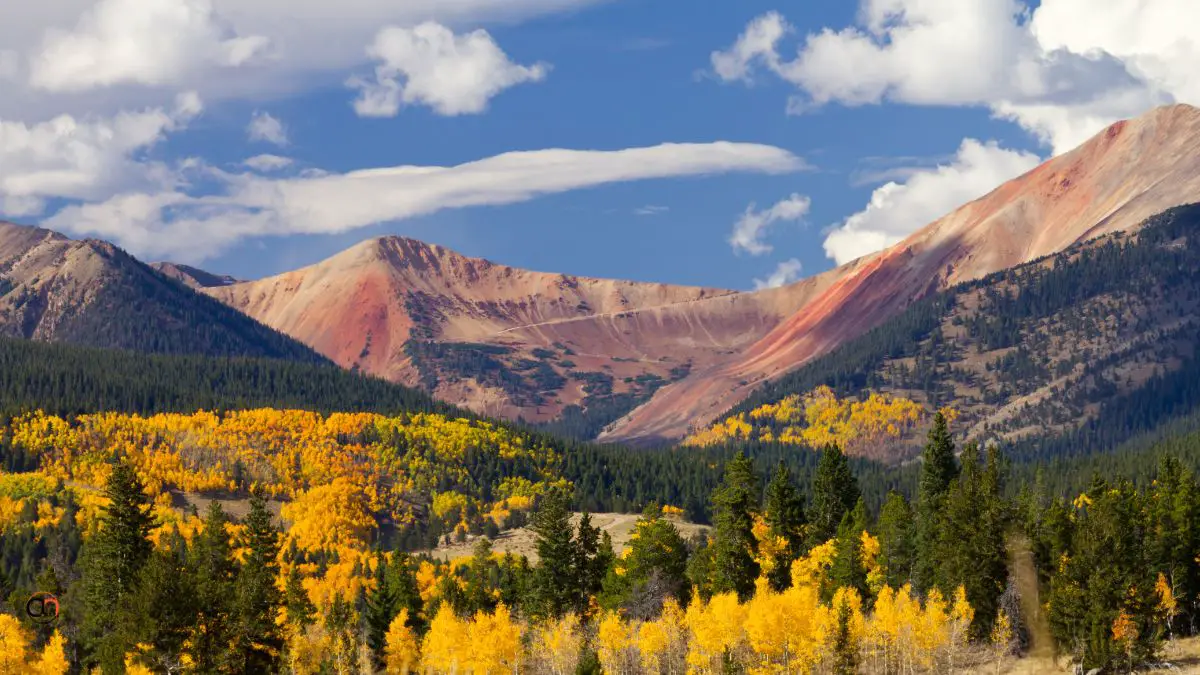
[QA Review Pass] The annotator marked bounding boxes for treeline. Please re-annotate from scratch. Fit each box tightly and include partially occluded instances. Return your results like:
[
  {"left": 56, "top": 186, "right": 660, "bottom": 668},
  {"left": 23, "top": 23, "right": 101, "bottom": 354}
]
[{"left": 0, "top": 336, "right": 451, "bottom": 419}]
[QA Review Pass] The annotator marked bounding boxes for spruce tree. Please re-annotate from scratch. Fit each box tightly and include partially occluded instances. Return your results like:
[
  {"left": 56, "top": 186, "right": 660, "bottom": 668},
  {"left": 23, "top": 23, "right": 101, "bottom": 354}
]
[
  {"left": 365, "top": 555, "right": 398, "bottom": 670},
  {"left": 231, "top": 492, "right": 284, "bottom": 673},
  {"left": 81, "top": 461, "right": 155, "bottom": 672},
  {"left": 831, "top": 595, "right": 859, "bottom": 675},
  {"left": 709, "top": 453, "right": 760, "bottom": 600},
  {"left": 466, "top": 537, "right": 498, "bottom": 614},
  {"left": 807, "top": 444, "right": 861, "bottom": 550},
  {"left": 828, "top": 500, "right": 869, "bottom": 603},
  {"left": 190, "top": 502, "right": 236, "bottom": 673},
  {"left": 763, "top": 461, "right": 807, "bottom": 591},
  {"left": 128, "top": 531, "right": 197, "bottom": 673},
  {"left": 914, "top": 412, "right": 958, "bottom": 593},
  {"left": 530, "top": 488, "right": 578, "bottom": 618},
  {"left": 284, "top": 565, "right": 316, "bottom": 629},
  {"left": 574, "top": 512, "right": 612, "bottom": 613},
  {"left": 876, "top": 491, "right": 915, "bottom": 590}
]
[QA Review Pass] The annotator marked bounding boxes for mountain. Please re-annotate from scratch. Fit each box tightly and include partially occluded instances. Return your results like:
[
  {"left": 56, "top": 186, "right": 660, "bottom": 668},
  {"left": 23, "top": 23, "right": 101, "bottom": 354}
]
[
  {"left": 600, "top": 103, "right": 1200, "bottom": 443},
  {"left": 688, "top": 203, "right": 1200, "bottom": 464},
  {"left": 201, "top": 236, "right": 857, "bottom": 433},
  {"left": 151, "top": 262, "right": 240, "bottom": 289},
  {"left": 0, "top": 221, "right": 326, "bottom": 361}
]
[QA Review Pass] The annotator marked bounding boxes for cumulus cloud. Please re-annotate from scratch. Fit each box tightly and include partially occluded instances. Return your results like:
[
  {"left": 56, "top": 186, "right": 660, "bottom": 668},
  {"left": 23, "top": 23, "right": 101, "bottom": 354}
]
[
  {"left": 753, "top": 258, "right": 803, "bottom": 290},
  {"left": 242, "top": 154, "right": 293, "bottom": 172},
  {"left": 349, "top": 22, "right": 548, "bottom": 117},
  {"left": 42, "top": 141, "right": 804, "bottom": 262},
  {"left": 712, "top": 0, "right": 1198, "bottom": 154},
  {"left": 823, "top": 139, "right": 1041, "bottom": 265},
  {"left": 247, "top": 111, "right": 288, "bottom": 146},
  {"left": 729, "top": 193, "right": 811, "bottom": 256},
  {"left": 28, "top": 0, "right": 270, "bottom": 92},
  {"left": 0, "top": 92, "right": 203, "bottom": 219}
]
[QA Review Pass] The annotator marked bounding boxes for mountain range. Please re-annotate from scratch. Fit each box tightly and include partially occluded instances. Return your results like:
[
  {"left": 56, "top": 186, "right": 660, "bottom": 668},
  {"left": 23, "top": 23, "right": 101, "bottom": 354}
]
[{"left": 3, "top": 103, "right": 1200, "bottom": 446}]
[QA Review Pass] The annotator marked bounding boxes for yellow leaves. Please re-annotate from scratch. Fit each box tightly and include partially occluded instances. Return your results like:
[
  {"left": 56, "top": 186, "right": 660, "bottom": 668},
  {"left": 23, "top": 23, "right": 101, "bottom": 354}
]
[
  {"left": 529, "top": 613, "right": 583, "bottom": 675},
  {"left": 791, "top": 540, "right": 837, "bottom": 590},
  {"left": 420, "top": 604, "right": 522, "bottom": 674},
  {"left": 282, "top": 477, "right": 376, "bottom": 553},
  {"left": 384, "top": 611, "right": 419, "bottom": 674},
  {"left": 686, "top": 592, "right": 750, "bottom": 673},
  {"left": 29, "top": 632, "right": 68, "bottom": 675},
  {"left": 0, "top": 615, "right": 29, "bottom": 675},
  {"left": 661, "top": 504, "right": 685, "bottom": 519},
  {"left": 684, "top": 386, "right": 928, "bottom": 452},
  {"left": 1073, "top": 493, "right": 1093, "bottom": 509},
  {"left": 123, "top": 655, "right": 154, "bottom": 675},
  {"left": 1112, "top": 609, "right": 1138, "bottom": 645},
  {"left": 597, "top": 611, "right": 639, "bottom": 675},
  {"left": 1157, "top": 573, "right": 1179, "bottom": 618}
]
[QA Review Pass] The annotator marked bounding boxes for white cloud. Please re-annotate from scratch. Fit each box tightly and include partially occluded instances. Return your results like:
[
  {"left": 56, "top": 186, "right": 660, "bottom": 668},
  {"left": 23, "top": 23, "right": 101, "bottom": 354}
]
[
  {"left": 729, "top": 193, "right": 810, "bottom": 256},
  {"left": 44, "top": 141, "right": 805, "bottom": 262},
  {"left": 0, "top": 92, "right": 203, "bottom": 218},
  {"left": 349, "top": 22, "right": 548, "bottom": 117},
  {"left": 28, "top": 0, "right": 270, "bottom": 92},
  {"left": 242, "top": 154, "right": 293, "bottom": 172},
  {"left": 712, "top": 0, "right": 1197, "bottom": 154},
  {"left": 247, "top": 111, "right": 288, "bottom": 146},
  {"left": 634, "top": 205, "right": 669, "bottom": 216},
  {"left": 753, "top": 258, "right": 803, "bottom": 290},
  {"left": 823, "top": 139, "right": 1041, "bottom": 265}
]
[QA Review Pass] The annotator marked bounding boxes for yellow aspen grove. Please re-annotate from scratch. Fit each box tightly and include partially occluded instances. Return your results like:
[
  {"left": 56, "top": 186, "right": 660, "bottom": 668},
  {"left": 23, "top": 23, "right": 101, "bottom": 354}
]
[
  {"left": 29, "top": 632, "right": 69, "bottom": 675},
  {"left": 990, "top": 610, "right": 1014, "bottom": 675},
  {"left": 466, "top": 604, "right": 522, "bottom": 674},
  {"left": 0, "top": 615, "right": 29, "bottom": 675},
  {"left": 528, "top": 613, "right": 583, "bottom": 675},
  {"left": 597, "top": 611, "right": 641, "bottom": 675},
  {"left": 743, "top": 577, "right": 824, "bottom": 673},
  {"left": 421, "top": 606, "right": 469, "bottom": 674},
  {"left": 685, "top": 591, "right": 750, "bottom": 673},
  {"left": 384, "top": 611, "right": 419, "bottom": 674},
  {"left": 636, "top": 599, "right": 688, "bottom": 675}
]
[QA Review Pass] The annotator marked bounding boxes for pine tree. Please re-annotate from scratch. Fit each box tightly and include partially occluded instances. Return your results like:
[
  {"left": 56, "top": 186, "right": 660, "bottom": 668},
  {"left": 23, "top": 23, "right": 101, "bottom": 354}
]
[
  {"left": 128, "top": 534, "right": 197, "bottom": 673},
  {"left": 876, "top": 491, "right": 915, "bottom": 590},
  {"left": 574, "top": 512, "right": 612, "bottom": 613},
  {"left": 807, "top": 444, "right": 861, "bottom": 550},
  {"left": 828, "top": 500, "right": 869, "bottom": 603},
  {"left": 284, "top": 565, "right": 316, "bottom": 630},
  {"left": 81, "top": 461, "right": 155, "bottom": 672},
  {"left": 709, "top": 452, "right": 760, "bottom": 600},
  {"left": 389, "top": 553, "right": 426, "bottom": 634},
  {"left": 530, "top": 488, "right": 578, "bottom": 618},
  {"left": 466, "top": 537, "right": 498, "bottom": 614},
  {"left": 365, "top": 555, "right": 398, "bottom": 670},
  {"left": 915, "top": 412, "right": 958, "bottom": 593},
  {"left": 325, "top": 593, "right": 360, "bottom": 674},
  {"left": 190, "top": 502, "right": 235, "bottom": 673},
  {"left": 831, "top": 594, "right": 859, "bottom": 675},
  {"left": 763, "top": 461, "right": 807, "bottom": 591},
  {"left": 230, "top": 492, "right": 283, "bottom": 673}
]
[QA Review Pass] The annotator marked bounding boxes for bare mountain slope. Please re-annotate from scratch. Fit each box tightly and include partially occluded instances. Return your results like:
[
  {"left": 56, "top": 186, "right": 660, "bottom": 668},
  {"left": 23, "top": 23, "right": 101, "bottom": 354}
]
[
  {"left": 600, "top": 103, "right": 1200, "bottom": 443},
  {"left": 0, "top": 221, "right": 325, "bottom": 361},
  {"left": 204, "top": 237, "right": 852, "bottom": 426}
]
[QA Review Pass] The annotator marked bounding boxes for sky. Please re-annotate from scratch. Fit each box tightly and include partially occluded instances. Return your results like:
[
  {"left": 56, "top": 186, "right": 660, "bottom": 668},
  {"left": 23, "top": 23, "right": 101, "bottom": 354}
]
[{"left": 1, "top": 0, "right": 1197, "bottom": 291}]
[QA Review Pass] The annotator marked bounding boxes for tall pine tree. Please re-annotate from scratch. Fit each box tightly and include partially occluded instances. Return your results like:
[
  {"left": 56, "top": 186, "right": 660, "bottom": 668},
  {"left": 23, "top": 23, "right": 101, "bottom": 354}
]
[
  {"left": 230, "top": 492, "right": 284, "bottom": 673},
  {"left": 529, "top": 488, "right": 577, "bottom": 618},
  {"left": 914, "top": 412, "right": 958, "bottom": 593},
  {"left": 81, "top": 461, "right": 155, "bottom": 673},
  {"left": 708, "top": 453, "right": 760, "bottom": 600},
  {"left": 876, "top": 491, "right": 915, "bottom": 590},
  {"left": 807, "top": 444, "right": 861, "bottom": 550},
  {"left": 763, "top": 461, "right": 807, "bottom": 591},
  {"left": 190, "top": 502, "right": 235, "bottom": 673},
  {"left": 365, "top": 554, "right": 398, "bottom": 671}
]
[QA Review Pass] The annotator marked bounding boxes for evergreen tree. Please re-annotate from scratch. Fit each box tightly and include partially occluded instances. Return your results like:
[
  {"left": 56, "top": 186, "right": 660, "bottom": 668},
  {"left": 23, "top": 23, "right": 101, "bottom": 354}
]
[
  {"left": 708, "top": 453, "right": 760, "bottom": 600},
  {"left": 600, "top": 503, "right": 689, "bottom": 618},
  {"left": 190, "top": 502, "right": 235, "bottom": 673},
  {"left": 325, "top": 593, "right": 360, "bottom": 674},
  {"left": 763, "top": 462, "right": 807, "bottom": 591},
  {"left": 365, "top": 555, "right": 398, "bottom": 670},
  {"left": 831, "top": 595, "right": 859, "bottom": 675},
  {"left": 284, "top": 565, "right": 316, "bottom": 630},
  {"left": 389, "top": 553, "right": 426, "bottom": 634},
  {"left": 466, "top": 537, "right": 498, "bottom": 614},
  {"left": 230, "top": 492, "right": 284, "bottom": 673},
  {"left": 828, "top": 500, "right": 869, "bottom": 603},
  {"left": 807, "top": 444, "right": 861, "bottom": 550},
  {"left": 81, "top": 461, "right": 155, "bottom": 672},
  {"left": 875, "top": 491, "right": 915, "bottom": 590},
  {"left": 914, "top": 412, "right": 958, "bottom": 592},
  {"left": 573, "top": 512, "right": 612, "bottom": 612},
  {"left": 529, "top": 488, "right": 578, "bottom": 618},
  {"left": 128, "top": 534, "right": 197, "bottom": 673}
]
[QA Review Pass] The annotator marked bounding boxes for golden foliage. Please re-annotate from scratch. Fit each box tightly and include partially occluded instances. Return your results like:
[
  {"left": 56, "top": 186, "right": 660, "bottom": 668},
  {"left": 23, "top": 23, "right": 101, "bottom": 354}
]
[
  {"left": 684, "top": 386, "right": 931, "bottom": 452},
  {"left": 384, "top": 611, "right": 419, "bottom": 675}
]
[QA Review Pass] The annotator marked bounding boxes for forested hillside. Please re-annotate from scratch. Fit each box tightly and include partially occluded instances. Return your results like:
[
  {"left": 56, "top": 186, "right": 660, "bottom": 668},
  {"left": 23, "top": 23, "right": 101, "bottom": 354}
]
[
  {"left": 0, "top": 225, "right": 325, "bottom": 363},
  {"left": 692, "top": 204, "right": 1200, "bottom": 465},
  {"left": 3, "top": 413, "right": 1200, "bottom": 673}
]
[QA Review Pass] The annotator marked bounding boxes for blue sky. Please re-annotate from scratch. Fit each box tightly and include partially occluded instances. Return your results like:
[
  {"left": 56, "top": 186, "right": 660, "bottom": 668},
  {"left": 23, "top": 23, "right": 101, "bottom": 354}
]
[{"left": 1, "top": 0, "right": 1194, "bottom": 290}]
